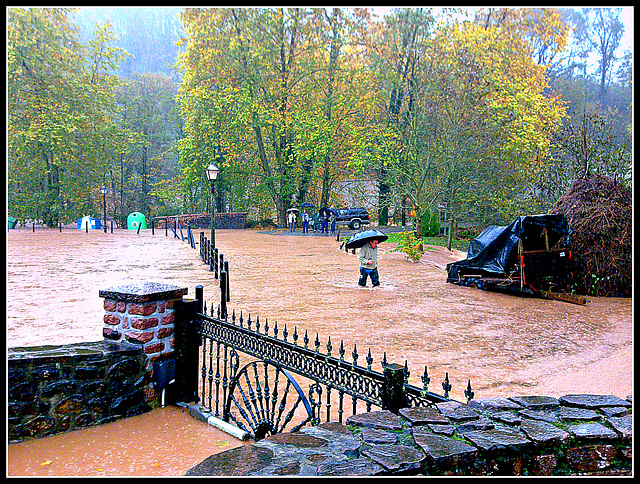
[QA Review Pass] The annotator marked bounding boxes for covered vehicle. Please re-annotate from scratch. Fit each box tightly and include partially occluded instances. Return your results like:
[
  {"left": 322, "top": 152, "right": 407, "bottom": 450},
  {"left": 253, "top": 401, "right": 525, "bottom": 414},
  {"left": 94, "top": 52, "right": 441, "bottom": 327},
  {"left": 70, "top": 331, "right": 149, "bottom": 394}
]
[{"left": 446, "top": 214, "right": 587, "bottom": 304}]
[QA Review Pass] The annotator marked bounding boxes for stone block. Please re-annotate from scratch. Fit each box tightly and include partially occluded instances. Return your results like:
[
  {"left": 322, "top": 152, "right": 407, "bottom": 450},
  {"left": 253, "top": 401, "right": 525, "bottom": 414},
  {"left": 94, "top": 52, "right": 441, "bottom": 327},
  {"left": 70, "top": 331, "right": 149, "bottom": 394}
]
[
  {"left": 346, "top": 410, "right": 403, "bottom": 431},
  {"left": 316, "top": 457, "right": 385, "bottom": 476},
  {"left": 399, "top": 406, "right": 449, "bottom": 425},
  {"left": 361, "top": 444, "right": 425, "bottom": 473},
  {"left": 469, "top": 396, "right": 522, "bottom": 412},
  {"left": 519, "top": 419, "right": 571, "bottom": 444},
  {"left": 559, "top": 394, "right": 631, "bottom": 409},
  {"left": 459, "top": 427, "right": 531, "bottom": 452},
  {"left": 362, "top": 428, "right": 397, "bottom": 445},
  {"left": 56, "top": 394, "right": 85, "bottom": 414},
  {"left": 412, "top": 427, "right": 477, "bottom": 465},
  {"left": 558, "top": 406, "right": 600, "bottom": 422},
  {"left": 608, "top": 415, "right": 632, "bottom": 439},
  {"left": 185, "top": 445, "right": 275, "bottom": 476},
  {"left": 566, "top": 422, "right": 618, "bottom": 440},
  {"left": 509, "top": 395, "right": 559, "bottom": 410}
]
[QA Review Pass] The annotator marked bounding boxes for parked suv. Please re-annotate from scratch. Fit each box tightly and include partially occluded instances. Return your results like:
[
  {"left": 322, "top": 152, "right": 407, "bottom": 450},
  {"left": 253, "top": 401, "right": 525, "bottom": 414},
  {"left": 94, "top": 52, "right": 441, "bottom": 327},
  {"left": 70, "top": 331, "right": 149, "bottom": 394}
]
[{"left": 334, "top": 207, "right": 370, "bottom": 230}]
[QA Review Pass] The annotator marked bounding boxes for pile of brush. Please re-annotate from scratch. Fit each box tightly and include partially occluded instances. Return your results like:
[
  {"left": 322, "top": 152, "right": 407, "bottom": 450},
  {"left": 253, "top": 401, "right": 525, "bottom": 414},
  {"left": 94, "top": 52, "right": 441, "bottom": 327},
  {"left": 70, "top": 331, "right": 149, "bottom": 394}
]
[{"left": 550, "top": 174, "right": 631, "bottom": 297}]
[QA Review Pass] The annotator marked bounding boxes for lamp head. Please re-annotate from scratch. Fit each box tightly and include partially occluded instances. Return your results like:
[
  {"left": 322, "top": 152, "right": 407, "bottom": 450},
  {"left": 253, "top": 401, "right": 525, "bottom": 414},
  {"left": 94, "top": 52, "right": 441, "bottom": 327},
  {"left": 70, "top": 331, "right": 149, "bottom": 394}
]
[{"left": 205, "top": 163, "right": 219, "bottom": 181}]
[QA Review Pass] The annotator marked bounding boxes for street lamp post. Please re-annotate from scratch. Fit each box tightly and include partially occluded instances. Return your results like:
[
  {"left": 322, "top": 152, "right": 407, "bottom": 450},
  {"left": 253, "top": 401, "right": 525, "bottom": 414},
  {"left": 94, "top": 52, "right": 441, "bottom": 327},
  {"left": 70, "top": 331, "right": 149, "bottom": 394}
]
[
  {"left": 205, "top": 163, "right": 220, "bottom": 248},
  {"left": 100, "top": 187, "right": 107, "bottom": 233}
]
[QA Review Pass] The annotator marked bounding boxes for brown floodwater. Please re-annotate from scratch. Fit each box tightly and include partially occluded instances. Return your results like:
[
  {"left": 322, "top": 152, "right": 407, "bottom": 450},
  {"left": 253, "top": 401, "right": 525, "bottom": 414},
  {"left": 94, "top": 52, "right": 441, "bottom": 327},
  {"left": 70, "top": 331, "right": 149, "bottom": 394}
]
[{"left": 6, "top": 226, "right": 633, "bottom": 476}]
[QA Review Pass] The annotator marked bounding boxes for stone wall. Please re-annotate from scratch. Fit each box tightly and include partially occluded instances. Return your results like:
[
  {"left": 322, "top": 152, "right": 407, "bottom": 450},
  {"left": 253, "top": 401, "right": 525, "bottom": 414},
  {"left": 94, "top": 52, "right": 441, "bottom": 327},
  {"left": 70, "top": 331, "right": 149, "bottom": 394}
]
[
  {"left": 8, "top": 341, "right": 152, "bottom": 443},
  {"left": 153, "top": 212, "right": 248, "bottom": 230},
  {"left": 8, "top": 282, "right": 190, "bottom": 444},
  {"left": 186, "top": 394, "right": 632, "bottom": 477}
]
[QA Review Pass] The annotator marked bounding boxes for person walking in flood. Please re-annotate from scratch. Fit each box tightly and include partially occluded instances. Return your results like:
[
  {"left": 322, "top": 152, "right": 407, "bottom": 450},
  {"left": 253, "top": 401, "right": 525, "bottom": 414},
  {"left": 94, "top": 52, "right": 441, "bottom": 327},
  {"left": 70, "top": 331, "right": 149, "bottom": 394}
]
[{"left": 357, "top": 238, "right": 380, "bottom": 287}]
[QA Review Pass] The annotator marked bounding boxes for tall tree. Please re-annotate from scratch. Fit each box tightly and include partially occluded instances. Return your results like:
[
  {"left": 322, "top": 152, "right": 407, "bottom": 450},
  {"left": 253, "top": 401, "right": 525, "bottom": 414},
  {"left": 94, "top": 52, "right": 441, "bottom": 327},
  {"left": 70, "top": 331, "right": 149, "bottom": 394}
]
[
  {"left": 365, "top": 9, "right": 567, "bottom": 240},
  {"left": 8, "top": 8, "right": 129, "bottom": 225},
  {"left": 580, "top": 8, "right": 625, "bottom": 97}
]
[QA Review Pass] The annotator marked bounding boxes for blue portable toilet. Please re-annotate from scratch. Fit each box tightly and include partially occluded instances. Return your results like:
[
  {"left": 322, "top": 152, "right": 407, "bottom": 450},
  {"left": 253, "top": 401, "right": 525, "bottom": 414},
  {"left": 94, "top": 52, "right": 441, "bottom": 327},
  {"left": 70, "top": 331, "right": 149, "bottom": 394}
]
[
  {"left": 77, "top": 216, "right": 101, "bottom": 230},
  {"left": 127, "top": 212, "right": 147, "bottom": 230}
]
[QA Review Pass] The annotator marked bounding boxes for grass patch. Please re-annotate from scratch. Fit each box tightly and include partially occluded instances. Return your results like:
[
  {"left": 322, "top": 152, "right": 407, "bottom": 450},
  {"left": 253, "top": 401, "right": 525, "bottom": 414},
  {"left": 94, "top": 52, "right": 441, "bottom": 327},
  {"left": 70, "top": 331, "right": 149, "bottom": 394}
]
[{"left": 385, "top": 231, "right": 469, "bottom": 252}]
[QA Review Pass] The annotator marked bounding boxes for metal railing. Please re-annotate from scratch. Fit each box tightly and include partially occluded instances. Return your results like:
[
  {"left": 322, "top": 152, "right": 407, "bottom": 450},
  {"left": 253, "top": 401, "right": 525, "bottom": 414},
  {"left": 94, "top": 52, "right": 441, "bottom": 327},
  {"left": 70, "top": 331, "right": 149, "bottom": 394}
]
[{"left": 171, "top": 231, "right": 474, "bottom": 440}]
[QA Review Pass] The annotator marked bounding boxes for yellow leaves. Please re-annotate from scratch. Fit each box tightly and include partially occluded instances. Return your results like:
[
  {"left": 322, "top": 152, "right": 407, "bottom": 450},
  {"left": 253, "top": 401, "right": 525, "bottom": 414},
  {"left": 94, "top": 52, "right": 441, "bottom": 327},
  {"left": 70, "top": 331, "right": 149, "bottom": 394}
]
[{"left": 40, "top": 460, "right": 52, "bottom": 466}]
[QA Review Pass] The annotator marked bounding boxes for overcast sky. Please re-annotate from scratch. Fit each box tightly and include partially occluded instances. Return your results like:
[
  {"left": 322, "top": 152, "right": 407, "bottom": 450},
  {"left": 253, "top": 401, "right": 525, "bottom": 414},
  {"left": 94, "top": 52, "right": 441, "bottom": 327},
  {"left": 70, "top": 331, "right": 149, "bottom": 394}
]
[{"left": 372, "top": 6, "right": 633, "bottom": 54}]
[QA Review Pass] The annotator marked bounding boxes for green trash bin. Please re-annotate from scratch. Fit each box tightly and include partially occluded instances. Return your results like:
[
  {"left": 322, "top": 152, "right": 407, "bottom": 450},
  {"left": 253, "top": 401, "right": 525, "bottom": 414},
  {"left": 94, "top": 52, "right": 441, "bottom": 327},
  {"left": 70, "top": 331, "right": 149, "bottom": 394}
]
[
  {"left": 8, "top": 217, "right": 18, "bottom": 229},
  {"left": 127, "top": 212, "right": 147, "bottom": 230}
]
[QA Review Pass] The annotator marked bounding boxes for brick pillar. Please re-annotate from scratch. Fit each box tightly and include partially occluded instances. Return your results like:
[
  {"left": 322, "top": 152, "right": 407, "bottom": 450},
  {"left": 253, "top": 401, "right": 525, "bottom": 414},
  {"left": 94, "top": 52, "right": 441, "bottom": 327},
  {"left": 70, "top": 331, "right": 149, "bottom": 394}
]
[{"left": 99, "top": 282, "right": 188, "bottom": 361}]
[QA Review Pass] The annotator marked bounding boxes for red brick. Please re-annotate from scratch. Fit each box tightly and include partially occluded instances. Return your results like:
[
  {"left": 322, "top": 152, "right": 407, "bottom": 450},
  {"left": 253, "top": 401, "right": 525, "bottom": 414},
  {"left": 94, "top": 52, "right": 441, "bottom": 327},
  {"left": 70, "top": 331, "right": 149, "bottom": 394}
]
[
  {"left": 124, "top": 331, "right": 154, "bottom": 344},
  {"left": 103, "top": 327, "right": 121, "bottom": 340},
  {"left": 128, "top": 302, "right": 157, "bottom": 316},
  {"left": 103, "top": 313, "right": 120, "bottom": 326},
  {"left": 157, "top": 327, "right": 174, "bottom": 339},
  {"left": 103, "top": 300, "right": 116, "bottom": 311},
  {"left": 117, "top": 301, "right": 126, "bottom": 312},
  {"left": 131, "top": 317, "right": 158, "bottom": 330},
  {"left": 530, "top": 455, "right": 557, "bottom": 475},
  {"left": 144, "top": 342, "right": 165, "bottom": 354},
  {"left": 161, "top": 312, "right": 175, "bottom": 325},
  {"left": 566, "top": 445, "right": 617, "bottom": 472}
]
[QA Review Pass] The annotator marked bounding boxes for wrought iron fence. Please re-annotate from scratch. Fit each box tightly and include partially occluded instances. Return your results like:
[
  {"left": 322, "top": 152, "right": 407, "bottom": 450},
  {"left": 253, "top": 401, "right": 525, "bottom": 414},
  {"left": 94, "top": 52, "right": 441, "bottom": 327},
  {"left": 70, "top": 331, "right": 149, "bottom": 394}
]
[{"left": 172, "top": 232, "right": 475, "bottom": 441}]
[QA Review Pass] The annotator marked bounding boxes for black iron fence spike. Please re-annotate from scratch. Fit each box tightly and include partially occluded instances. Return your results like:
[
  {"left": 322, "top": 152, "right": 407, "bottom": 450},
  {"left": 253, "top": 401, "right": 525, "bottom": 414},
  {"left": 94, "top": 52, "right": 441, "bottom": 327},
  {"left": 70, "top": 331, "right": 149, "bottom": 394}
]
[
  {"left": 352, "top": 344, "right": 358, "bottom": 367},
  {"left": 366, "top": 348, "right": 373, "bottom": 370},
  {"left": 326, "top": 337, "right": 332, "bottom": 356},
  {"left": 465, "top": 379, "right": 474, "bottom": 402},
  {"left": 442, "top": 372, "right": 452, "bottom": 399},
  {"left": 422, "top": 366, "right": 430, "bottom": 392}
]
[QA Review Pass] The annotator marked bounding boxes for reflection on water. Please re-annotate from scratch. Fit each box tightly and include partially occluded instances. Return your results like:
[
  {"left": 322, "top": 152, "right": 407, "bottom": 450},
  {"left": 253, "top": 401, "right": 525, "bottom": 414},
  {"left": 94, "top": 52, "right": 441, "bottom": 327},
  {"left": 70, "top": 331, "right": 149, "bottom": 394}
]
[{"left": 7, "top": 227, "right": 633, "bottom": 476}]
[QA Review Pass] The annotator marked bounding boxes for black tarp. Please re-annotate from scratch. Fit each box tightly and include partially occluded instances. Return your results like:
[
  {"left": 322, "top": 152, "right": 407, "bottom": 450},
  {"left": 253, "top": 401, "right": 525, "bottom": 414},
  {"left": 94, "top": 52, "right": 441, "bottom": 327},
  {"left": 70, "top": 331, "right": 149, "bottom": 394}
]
[{"left": 446, "top": 214, "right": 571, "bottom": 280}]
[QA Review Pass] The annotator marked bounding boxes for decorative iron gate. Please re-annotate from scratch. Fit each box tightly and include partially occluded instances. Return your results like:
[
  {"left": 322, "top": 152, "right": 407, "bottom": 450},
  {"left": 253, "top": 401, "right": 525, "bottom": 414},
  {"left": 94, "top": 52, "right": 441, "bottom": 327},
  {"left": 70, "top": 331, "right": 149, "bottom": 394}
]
[{"left": 173, "top": 231, "right": 474, "bottom": 441}]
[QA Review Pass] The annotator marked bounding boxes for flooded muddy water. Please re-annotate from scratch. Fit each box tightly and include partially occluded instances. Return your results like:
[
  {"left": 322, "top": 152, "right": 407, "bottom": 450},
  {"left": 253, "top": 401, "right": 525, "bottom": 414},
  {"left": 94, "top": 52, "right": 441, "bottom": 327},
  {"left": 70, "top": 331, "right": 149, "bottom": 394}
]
[{"left": 7, "top": 226, "right": 633, "bottom": 476}]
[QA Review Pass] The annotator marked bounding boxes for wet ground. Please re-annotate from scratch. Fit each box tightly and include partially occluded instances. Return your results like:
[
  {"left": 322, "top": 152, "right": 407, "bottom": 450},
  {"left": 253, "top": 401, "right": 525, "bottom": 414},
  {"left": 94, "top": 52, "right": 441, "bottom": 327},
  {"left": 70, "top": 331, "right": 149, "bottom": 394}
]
[{"left": 6, "top": 226, "right": 633, "bottom": 476}]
